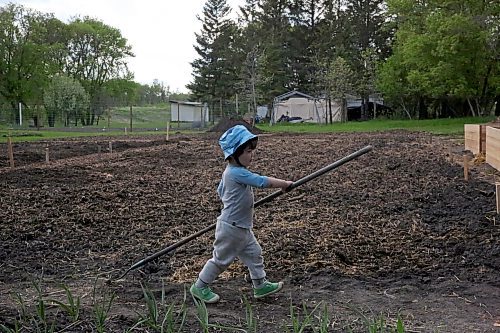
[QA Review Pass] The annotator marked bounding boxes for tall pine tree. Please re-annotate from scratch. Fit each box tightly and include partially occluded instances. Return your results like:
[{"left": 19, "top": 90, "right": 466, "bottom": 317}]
[{"left": 188, "top": 0, "right": 239, "bottom": 119}]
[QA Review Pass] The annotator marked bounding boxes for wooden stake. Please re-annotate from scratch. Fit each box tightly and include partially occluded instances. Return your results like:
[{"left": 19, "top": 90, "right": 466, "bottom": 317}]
[
  {"left": 45, "top": 146, "right": 50, "bottom": 163},
  {"left": 7, "top": 137, "right": 14, "bottom": 168},
  {"left": 109, "top": 141, "right": 113, "bottom": 153},
  {"left": 98, "top": 145, "right": 101, "bottom": 154},
  {"left": 166, "top": 122, "right": 170, "bottom": 141},
  {"left": 463, "top": 155, "right": 469, "bottom": 181},
  {"left": 496, "top": 183, "right": 500, "bottom": 214}
]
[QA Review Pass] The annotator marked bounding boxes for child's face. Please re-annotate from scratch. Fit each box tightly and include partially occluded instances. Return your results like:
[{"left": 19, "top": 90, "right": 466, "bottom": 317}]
[{"left": 238, "top": 146, "right": 255, "bottom": 167}]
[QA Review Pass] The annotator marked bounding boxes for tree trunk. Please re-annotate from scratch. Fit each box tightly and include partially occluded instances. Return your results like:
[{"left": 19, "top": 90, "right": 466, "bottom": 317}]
[
  {"left": 48, "top": 113, "right": 55, "bottom": 127},
  {"left": 341, "top": 97, "right": 348, "bottom": 122},
  {"left": 129, "top": 105, "right": 133, "bottom": 132},
  {"left": 361, "top": 95, "right": 369, "bottom": 120},
  {"left": 418, "top": 97, "right": 428, "bottom": 119},
  {"left": 328, "top": 97, "right": 332, "bottom": 124}
]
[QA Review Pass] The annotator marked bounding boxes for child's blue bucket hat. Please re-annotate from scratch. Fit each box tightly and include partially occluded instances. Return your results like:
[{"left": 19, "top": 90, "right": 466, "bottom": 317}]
[{"left": 219, "top": 125, "right": 257, "bottom": 159}]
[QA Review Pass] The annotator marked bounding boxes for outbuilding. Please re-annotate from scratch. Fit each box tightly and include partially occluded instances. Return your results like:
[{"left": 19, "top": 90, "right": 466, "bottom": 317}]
[
  {"left": 169, "top": 100, "right": 209, "bottom": 127},
  {"left": 270, "top": 90, "right": 341, "bottom": 124}
]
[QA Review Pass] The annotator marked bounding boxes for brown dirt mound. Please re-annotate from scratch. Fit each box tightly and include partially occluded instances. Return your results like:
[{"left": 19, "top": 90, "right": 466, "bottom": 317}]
[{"left": 208, "top": 118, "right": 264, "bottom": 134}]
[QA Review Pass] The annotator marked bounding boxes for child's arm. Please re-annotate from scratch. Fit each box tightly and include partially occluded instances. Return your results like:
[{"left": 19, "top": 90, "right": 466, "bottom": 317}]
[{"left": 267, "top": 177, "right": 293, "bottom": 192}]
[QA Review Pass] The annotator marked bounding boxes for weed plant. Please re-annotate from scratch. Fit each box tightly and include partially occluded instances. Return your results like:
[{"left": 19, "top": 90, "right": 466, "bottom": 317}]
[
  {"left": 1, "top": 282, "right": 408, "bottom": 332},
  {"left": 128, "top": 282, "right": 187, "bottom": 332},
  {"left": 48, "top": 284, "right": 81, "bottom": 322},
  {"left": 92, "top": 282, "right": 116, "bottom": 333}
]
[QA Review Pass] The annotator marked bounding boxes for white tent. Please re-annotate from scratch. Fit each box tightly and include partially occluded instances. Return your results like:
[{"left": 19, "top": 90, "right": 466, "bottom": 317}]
[{"left": 270, "top": 91, "right": 341, "bottom": 124}]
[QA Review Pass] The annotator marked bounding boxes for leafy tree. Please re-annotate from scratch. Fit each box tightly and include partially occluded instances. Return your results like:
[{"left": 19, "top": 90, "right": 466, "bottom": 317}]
[
  {"left": 43, "top": 75, "right": 89, "bottom": 127},
  {"left": 379, "top": 0, "right": 499, "bottom": 118},
  {"left": 0, "top": 3, "right": 64, "bottom": 123},
  {"left": 234, "top": 1, "right": 267, "bottom": 118},
  {"left": 65, "top": 17, "right": 134, "bottom": 125},
  {"left": 316, "top": 56, "right": 355, "bottom": 122}
]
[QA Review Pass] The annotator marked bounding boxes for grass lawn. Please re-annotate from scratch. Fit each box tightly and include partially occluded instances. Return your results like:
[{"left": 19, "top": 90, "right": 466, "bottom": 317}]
[
  {"left": 257, "top": 116, "right": 496, "bottom": 135},
  {"left": 1, "top": 116, "right": 495, "bottom": 143}
]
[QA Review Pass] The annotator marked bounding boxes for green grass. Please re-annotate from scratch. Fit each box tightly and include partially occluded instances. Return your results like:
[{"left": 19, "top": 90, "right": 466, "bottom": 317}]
[
  {"left": 99, "top": 105, "right": 171, "bottom": 128},
  {"left": 0, "top": 129, "right": 165, "bottom": 143},
  {"left": 257, "top": 116, "right": 495, "bottom": 135},
  {"left": 1, "top": 114, "right": 495, "bottom": 143}
]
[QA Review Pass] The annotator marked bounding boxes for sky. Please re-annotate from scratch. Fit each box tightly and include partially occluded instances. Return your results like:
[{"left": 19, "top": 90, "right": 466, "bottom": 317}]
[{"left": 3, "top": 0, "right": 244, "bottom": 93}]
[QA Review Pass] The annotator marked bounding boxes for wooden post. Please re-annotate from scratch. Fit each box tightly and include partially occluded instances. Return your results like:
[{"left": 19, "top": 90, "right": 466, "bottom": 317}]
[
  {"left": 45, "top": 146, "right": 50, "bottom": 163},
  {"left": 166, "top": 121, "right": 170, "bottom": 141},
  {"left": 129, "top": 105, "right": 133, "bottom": 132},
  {"left": 463, "top": 155, "right": 469, "bottom": 181},
  {"left": 109, "top": 141, "right": 113, "bottom": 153},
  {"left": 7, "top": 137, "right": 14, "bottom": 168},
  {"left": 496, "top": 183, "right": 500, "bottom": 214},
  {"left": 98, "top": 145, "right": 101, "bottom": 154}
]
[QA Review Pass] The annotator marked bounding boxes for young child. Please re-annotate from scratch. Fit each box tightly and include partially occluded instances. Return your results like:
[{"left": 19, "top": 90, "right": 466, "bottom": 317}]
[{"left": 190, "top": 125, "right": 293, "bottom": 303}]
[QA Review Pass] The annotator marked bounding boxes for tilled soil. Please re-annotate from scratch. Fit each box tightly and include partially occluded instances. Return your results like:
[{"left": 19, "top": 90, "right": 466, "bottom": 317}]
[{"left": 0, "top": 131, "right": 499, "bottom": 332}]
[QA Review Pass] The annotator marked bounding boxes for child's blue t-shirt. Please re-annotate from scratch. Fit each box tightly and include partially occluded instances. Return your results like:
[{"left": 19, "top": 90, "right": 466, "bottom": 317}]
[{"left": 217, "top": 164, "right": 269, "bottom": 229}]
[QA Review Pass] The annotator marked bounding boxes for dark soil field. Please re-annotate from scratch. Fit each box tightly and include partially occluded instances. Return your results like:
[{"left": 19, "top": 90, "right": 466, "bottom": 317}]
[{"left": 1, "top": 129, "right": 499, "bottom": 332}]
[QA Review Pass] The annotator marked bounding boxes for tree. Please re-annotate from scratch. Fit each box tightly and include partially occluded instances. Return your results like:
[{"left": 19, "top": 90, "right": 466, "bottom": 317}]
[
  {"left": 379, "top": 0, "right": 500, "bottom": 118},
  {"left": 65, "top": 17, "right": 134, "bottom": 125},
  {"left": 43, "top": 75, "right": 89, "bottom": 127},
  {"left": 188, "top": 0, "right": 239, "bottom": 119},
  {"left": 0, "top": 3, "right": 64, "bottom": 123},
  {"left": 317, "top": 56, "right": 355, "bottom": 122},
  {"left": 255, "top": 0, "right": 294, "bottom": 102},
  {"left": 343, "top": 0, "right": 389, "bottom": 120}
]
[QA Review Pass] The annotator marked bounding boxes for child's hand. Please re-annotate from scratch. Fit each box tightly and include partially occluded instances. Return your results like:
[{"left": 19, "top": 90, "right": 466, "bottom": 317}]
[{"left": 281, "top": 180, "right": 293, "bottom": 192}]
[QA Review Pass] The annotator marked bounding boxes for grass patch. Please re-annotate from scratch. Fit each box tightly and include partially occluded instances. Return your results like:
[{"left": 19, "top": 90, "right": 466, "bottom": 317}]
[
  {"left": 257, "top": 116, "right": 495, "bottom": 135},
  {"left": 98, "top": 105, "right": 171, "bottom": 129},
  {"left": 1, "top": 116, "right": 494, "bottom": 143}
]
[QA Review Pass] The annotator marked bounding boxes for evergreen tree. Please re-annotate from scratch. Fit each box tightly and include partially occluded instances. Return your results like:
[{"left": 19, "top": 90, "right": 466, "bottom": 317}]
[
  {"left": 188, "top": 0, "right": 239, "bottom": 119},
  {"left": 256, "top": 0, "right": 294, "bottom": 102},
  {"left": 344, "top": 0, "right": 389, "bottom": 119}
]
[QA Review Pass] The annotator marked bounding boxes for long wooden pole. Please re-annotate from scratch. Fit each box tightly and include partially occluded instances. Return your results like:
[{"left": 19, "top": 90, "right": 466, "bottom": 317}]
[
  {"left": 117, "top": 145, "right": 374, "bottom": 279},
  {"left": 45, "top": 146, "right": 50, "bottom": 163}
]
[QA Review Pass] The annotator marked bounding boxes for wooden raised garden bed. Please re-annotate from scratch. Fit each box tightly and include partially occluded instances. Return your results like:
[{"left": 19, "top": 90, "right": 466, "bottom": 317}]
[{"left": 486, "top": 126, "right": 500, "bottom": 172}]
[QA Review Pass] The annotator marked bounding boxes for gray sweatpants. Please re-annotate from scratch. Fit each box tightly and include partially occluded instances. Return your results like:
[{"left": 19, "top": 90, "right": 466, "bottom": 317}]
[{"left": 198, "top": 220, "right": 265, "bottom": 284}]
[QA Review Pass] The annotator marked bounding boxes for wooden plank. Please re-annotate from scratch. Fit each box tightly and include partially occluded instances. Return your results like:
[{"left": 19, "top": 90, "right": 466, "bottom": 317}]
[
  {"left": 463, "top": 155, "right": 469, "bottom": 181},
  {"left": 486, "top": 126, "right": 500, "bottom": 171},
  {"left": 464, "top": 124, "right": 481, "bottom": 154},
  {"left": 497, "top": 183, "right": 500, "bottom": 214},
  {"left": 480, "top": 125, "right": 487, "bottom": 152}
]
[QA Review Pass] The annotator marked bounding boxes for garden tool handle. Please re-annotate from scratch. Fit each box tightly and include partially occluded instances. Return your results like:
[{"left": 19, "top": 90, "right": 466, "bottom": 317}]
[
  {"left": 254, "top": 145, "right": 373, "bottom": 207},
  {"left": 117, "top": 145, "right": 373, "bottom": 279}
]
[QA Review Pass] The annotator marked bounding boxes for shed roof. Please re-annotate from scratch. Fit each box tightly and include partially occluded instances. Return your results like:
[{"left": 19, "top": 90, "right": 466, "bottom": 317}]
[
  {"left": 274, "top": 90, "right": 317, "bottom": 102},
  {"left": 169, "top": 100, "right": 203, "bottom": 106}
]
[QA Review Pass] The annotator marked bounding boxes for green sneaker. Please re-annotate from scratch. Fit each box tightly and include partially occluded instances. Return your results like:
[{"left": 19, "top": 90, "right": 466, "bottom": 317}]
[
  {"left": 253, "top": 281, "right": 284, "bottom": 299},
  {"left": 190, "top": 283, "right": 220, "bottom": 304}
]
